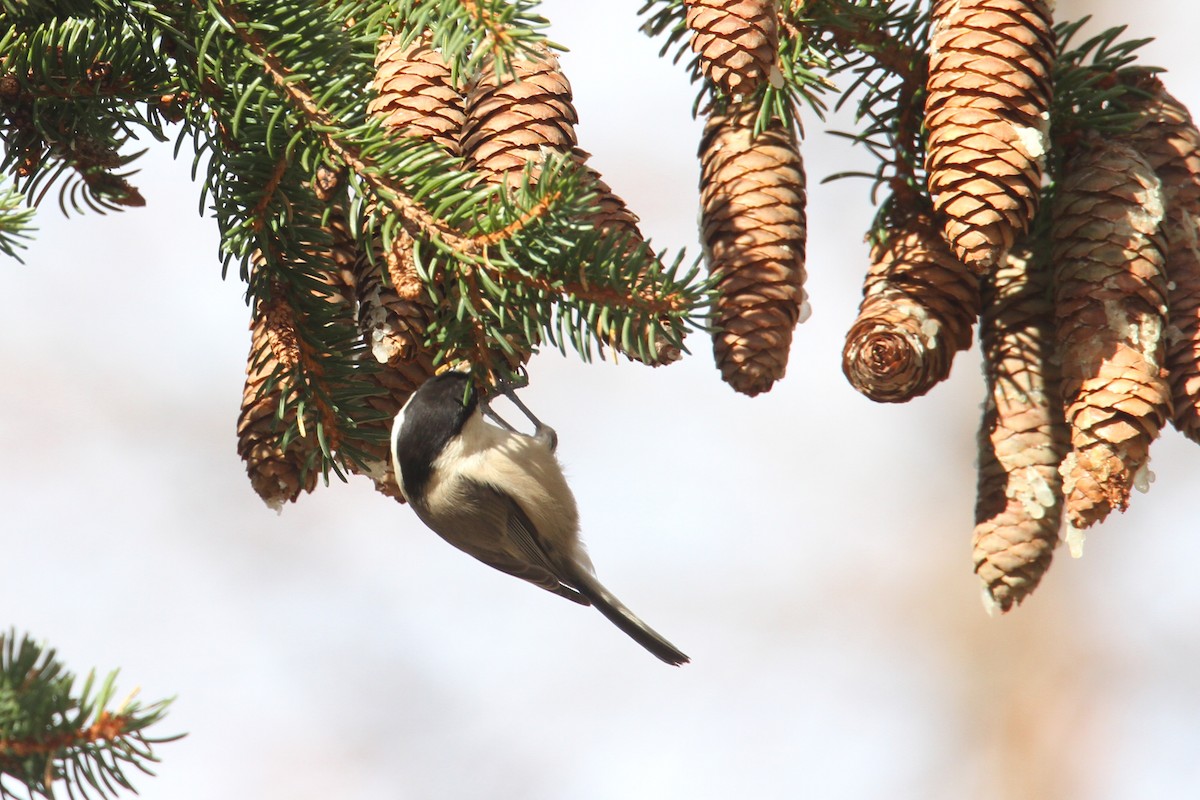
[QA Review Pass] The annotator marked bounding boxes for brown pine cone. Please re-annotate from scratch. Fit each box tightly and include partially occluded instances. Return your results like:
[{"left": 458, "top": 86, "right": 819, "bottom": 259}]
[
  {"left": 684, "top": 0, "right": 779, "bottom": 99},
  {"left": 237, "top": 289, "right": 320, "bottom": 509},
  {"left": 569, "top": 147, "right": 682, "bottom": 366},
  {"left": 462, "top": 44, "right": 577, "bottom": 184},
  {"left": 353, "top": 237, "right": 438, "bottom": 501},
  {"left": 925, "top": 0, "right": 1055, "bottom": 273},
  {"left": 357, "top": 30, "right": 453, "bottom": 494},
  {"left": 699, "top": 103, "right": 807, "bottom": 396},
  {"left": 842, "top": 213, "right": 980, "bottom": 402},
  {"left": 1052, "top": 138, "right": 1171, "bottom": 537},
  {"left": 368, "top": 32, "right": 464, "bottom": 154},
  {"left": 973, "top": 249, "right": 1068, "bottom": 613},
  {"left": 1164, "top": 214, "right": 1200, "bottom": 442},
  {"left": 1121, "top": 75, "right": 1200, "bottom": 443},
  {"left": 366, "top": 31, "right": 461, "bottom": 313},
  {"left": 237, "top": 200, "right": 362, "bottom": 510},
  {"left": 462, "top": 48, "right": 677, "bottom": 366}
]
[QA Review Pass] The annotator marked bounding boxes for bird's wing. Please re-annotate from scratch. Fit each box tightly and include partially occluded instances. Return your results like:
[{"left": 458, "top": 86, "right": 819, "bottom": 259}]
[
  {"left": 434, "top": 480, "right": 588, "bottom": 605},
  {"left": 497, "top": 491, "right": 589, "bottom": 604}
]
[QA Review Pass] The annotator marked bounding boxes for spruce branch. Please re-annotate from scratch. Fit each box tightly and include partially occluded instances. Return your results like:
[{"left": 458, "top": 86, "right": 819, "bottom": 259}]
[
  {"left": 804, "top": 0, "right": 931, "bottom": 220},
  {"left": 0, "top": 631, "right": 180, "bottom": 800},
  {"left": 205, "top": 0, "right": 694, "bottom": 327},
  {"left": 0, "top": 11, "right": 179, "bottom": 212},
  {"left": 0, "top": 178, "right": 35, "bottom": 260},
  {"left": 199, "top": 0, "right": 478, "bottom": 252},
  {"left": 1047, "top": 16, "right": 1157, "bottom": 169}
]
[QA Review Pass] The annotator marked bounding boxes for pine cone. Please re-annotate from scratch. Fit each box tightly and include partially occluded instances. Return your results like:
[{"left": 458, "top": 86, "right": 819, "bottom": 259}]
[
  {"left": 570, "top": 147, "right": 682, "bottom": 366},
  {"left": 842, "top": 213, "right": 980, "bottom": 402},
  {"left": 699, "top": 103, "right": 807, "bottom": 395},
  {"left": 365, "top": 30, "right": 460, "bottom": 326},
  {"left": 353, "top": 231, "right": 438, "bottom": 492},
  {"left": 325, "top": 200, "right": 359, "bottom": 289},
  {"left": 925, "top": 0, "right": 1055, "bottom": 273},
  {"left": 973, "top": 250, "right": 1068, "bottom": 613},
  {"left": 384, "top": 227, "right": 426, "bottom": 301},
  {"left": 1121, "top": 76, "right": 1200, "bottom": 443},
  {"left": 1052, "top": 138, "right": 1170, "bottom": 535},
  {"left": 462, "top": 50, "right": 677, "bottom": 366},
  {"left": 1165, "top": 213, "right": 1200, "bottom": 442},
  {"left": 684, "top": 0, "right": 779, "bottom": 99},
  {"left": 356, "top": 30, "right": 451, "bottom": 497},
  {"left": 236, "top": 200, "right": 361, "bottom": 510},
  {"left": 462, "top": 44, "right": 577, "bottom": 183},
  {"left": 368, "top": 32, "right": 464, "bottom": 154},
  {"left": 237, "top": 289, "right": 320, "bottom": 509},
  {"left": 308, "top": 203, "right": 423, "bottom": 503}
]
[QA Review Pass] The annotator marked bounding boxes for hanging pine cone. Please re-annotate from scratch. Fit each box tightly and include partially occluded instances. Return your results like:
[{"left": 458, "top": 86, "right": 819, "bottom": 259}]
[
  {"left": 842, "top": 211, "right": 980, "bottom": 402},
  {"left": 925, "top": 0, "right": 1055, "bottom": 273},
  {"left": 684, "top": 0, "right": 779, "bottom": 99},
  {"left": 366, "top": 28, "right": 462, "bottom": 309},
  {"left": 237, "top": 288, "right": 320, "bottom": 509},
  {"left": 324, "top": 197, "right": 359, "bottom": 289},
  {"left": 355, "top": 240, "right": 438, "bottom": 392},
  {"left": 353, "top": 26, "right": 452, "bottom": 498},
  {"left": 462, "top": 50, "right": 677, "bottom": 365},
  {"left": 383, "top": 226, "right": 426, "bottom": 301},
  {"left": 1052, "top": 137, "right": 1171, "bottom": 538},
  {"left": 462, "top": 43, "right": 577, "bottom": 184},
  {"left": 352, "top": 240, "right": 438, "bottom": 501},
  {"left": 237, "top": 191, "right": 361, "bottom": 510},
  {"left": 1165, "top": 213, "right": 1200, "bottom": 442},
  {"left": 368, "top": 32, "right": 464, "bottom": 153},
  {"left": 570, "top": 147, "right": 682, "bottom": 365},
  {"left": 1121, "top": 75, "right": 1200, "bottom": 443},
  {"left": 310, "top": 201, "right": 425, "bottom": 503},
  {"left": 698, "top": 102, "right": 807, "bottom": 396},
  {"left": 973, "top": 249, "right": 1068, "bottom": 613}
]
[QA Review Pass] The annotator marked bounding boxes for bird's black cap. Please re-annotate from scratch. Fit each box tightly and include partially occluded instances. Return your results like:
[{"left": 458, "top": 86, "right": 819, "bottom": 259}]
[{"left": 393, "top": 371, "right": 477, "bottom": 498}]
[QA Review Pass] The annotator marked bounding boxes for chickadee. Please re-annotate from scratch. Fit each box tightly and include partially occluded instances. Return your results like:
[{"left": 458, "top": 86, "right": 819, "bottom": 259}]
[{"left": 390, "top": 369, "right": 689, "bottom": 666}]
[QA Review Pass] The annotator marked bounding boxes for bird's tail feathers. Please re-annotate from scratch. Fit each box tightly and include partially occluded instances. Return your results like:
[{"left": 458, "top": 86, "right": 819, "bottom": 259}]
[{"left": 570, "top": 569, "right": 690, "bottom": 666}]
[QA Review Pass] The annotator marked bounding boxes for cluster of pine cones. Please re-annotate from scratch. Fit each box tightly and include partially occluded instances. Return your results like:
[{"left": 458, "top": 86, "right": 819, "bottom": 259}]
[
  {"left": 237, "top": 30, "right": 681, "bottom": 509},
  {"left": 241, "top": 1, "right": 1199, "bottom": 613},
  {"left": 686, "top": 0, "right": 1200, "bottom": 611}
]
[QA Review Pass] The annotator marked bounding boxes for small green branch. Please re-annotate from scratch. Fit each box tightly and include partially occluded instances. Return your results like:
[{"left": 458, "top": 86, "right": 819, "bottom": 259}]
[{"left": 0, "top": 631, "right": 181, "bottom": 800}]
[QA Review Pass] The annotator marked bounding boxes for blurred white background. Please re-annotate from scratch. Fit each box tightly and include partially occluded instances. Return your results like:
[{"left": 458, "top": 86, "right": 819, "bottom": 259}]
[{"left": 3, "top": 1, "right": 1199, "bottom": 798}]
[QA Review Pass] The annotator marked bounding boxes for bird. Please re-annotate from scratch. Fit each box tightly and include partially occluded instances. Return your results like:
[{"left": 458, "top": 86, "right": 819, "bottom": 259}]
[{"left": 390, "top": 367, "right": 689, "bottom": 665}]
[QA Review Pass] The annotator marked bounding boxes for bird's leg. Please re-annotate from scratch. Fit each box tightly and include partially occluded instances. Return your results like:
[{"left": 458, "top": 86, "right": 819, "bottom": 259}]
[
  {"left": 481, "top": 400, "right": 518, "bottom": 432},
  {"left": 497, "top": 383, "right": 558, "bottom": 453}
]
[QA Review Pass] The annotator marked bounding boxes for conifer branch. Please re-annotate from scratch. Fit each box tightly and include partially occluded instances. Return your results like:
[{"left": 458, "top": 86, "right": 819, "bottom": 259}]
[
  {"left": 206, "top": 0, "right": 476, "bottom": 252},
  {"left": 0, "top": 178, "right": 35, "bottom": 261},
  {"left": 206, "top": 0, "right": 693, "bottom": 337},
  {"left": 0, "top": 632, "right": 180, "bottom": 800}
]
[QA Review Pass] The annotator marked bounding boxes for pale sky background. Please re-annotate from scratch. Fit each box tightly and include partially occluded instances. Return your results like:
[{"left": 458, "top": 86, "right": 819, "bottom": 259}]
[{"left": 3, "top": 2, "right": 1199, "bottom": 798}]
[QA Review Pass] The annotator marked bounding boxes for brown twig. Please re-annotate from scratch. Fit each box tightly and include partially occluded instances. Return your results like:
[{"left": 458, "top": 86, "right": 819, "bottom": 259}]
[{"left": 0, "top": 712, "right": 131, "bottom": 758}]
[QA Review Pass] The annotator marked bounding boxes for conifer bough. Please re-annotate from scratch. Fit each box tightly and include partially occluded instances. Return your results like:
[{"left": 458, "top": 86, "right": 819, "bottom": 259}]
[
  {"left": 6, "top": 1, "right": 1200, "bottom": 623},
  {"left": 0, "top": 630, "right": 180, "bottom": 800}
]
